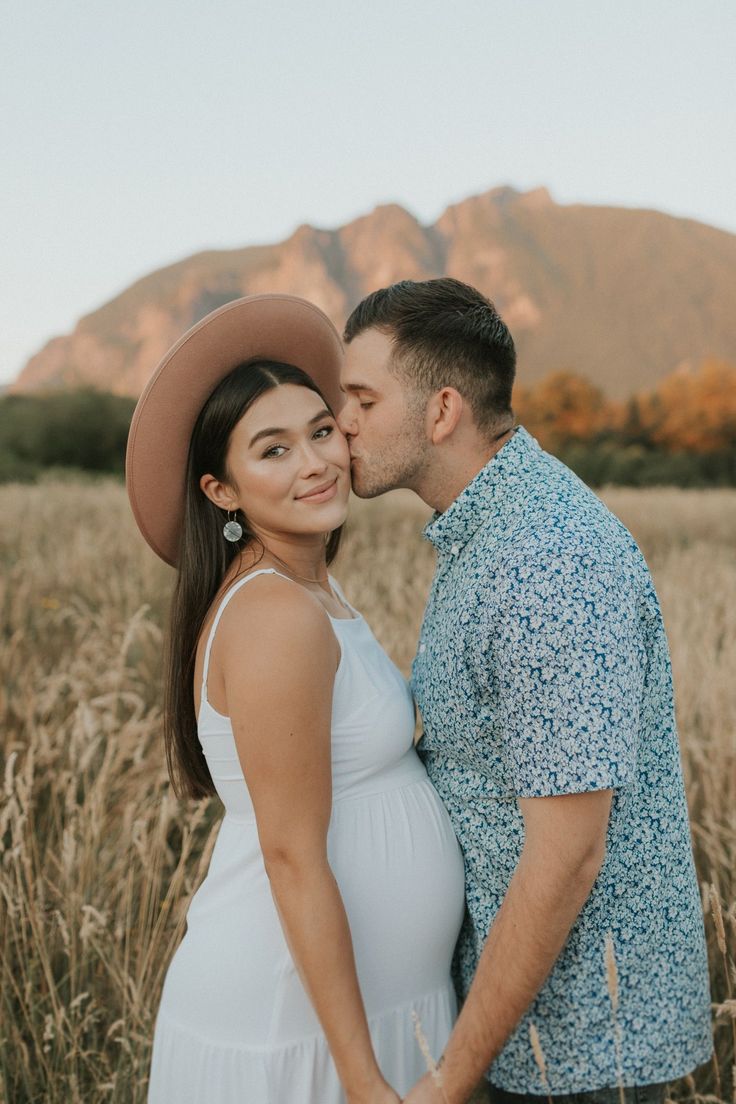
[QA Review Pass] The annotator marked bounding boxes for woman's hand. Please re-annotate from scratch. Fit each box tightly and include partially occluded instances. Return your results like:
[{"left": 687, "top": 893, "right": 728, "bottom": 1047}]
[{"left": 347, "top": 1078, "right": 401, "bottom": 1104}]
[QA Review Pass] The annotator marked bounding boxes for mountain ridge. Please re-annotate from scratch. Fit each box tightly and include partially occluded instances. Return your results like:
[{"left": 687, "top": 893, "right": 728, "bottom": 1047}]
[{"left": 11, "top": 185, "right": 736, "bottom": 399}]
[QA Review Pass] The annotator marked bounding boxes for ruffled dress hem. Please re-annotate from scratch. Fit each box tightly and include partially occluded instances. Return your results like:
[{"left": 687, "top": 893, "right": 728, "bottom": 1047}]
[{"left": 147, "top": 984, "right": 456, "bottom": 1103}]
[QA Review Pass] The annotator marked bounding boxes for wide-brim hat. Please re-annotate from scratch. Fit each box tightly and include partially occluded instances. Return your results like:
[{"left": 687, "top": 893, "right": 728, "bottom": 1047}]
[{"left": 125, "top": 293, "right": 344, "bottom": 567}]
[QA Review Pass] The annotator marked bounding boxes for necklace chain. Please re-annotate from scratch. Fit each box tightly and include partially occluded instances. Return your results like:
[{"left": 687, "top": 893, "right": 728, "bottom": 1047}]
[{"left": 262, "top": 547, "right": 331, "bottom": 587}]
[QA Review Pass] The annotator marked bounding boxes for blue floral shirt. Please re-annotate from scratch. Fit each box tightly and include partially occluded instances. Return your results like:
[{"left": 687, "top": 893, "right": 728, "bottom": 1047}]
[{"left": 411, "top": 426, "right": 712, "bottom": 1094}]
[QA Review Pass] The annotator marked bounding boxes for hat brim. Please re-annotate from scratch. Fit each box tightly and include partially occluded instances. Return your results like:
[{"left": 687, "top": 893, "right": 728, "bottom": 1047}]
[{"left": 125, "top": 293, "right": 344, "bottom": 567}]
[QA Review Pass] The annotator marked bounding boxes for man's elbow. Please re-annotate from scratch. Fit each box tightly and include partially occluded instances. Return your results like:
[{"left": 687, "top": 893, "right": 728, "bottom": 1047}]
[
  {"left": 520, "top": 789, "right": 612, "bottom": 890},
  {"left": 576, "top": 838, "right": 607, "bottom": 885},
  {"left": 522, "top": 832, "right": 608, "bottom": 896}
]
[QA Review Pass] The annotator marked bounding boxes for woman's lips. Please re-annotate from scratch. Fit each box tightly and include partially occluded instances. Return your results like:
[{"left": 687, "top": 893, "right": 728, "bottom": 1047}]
[{"left": 296, "top": 477, "right": 339, "bottom": 503}]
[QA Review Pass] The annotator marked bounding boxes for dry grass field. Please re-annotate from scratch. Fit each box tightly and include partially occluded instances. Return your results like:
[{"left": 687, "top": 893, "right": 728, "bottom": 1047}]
[{"left": 0, "top": 478, "right": 734, "bottom": 1104}]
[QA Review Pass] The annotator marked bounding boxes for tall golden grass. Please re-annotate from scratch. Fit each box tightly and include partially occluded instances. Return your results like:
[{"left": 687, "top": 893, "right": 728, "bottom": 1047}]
[{"left": 0, "top": 479, "right": 734, "bottom": 1104}]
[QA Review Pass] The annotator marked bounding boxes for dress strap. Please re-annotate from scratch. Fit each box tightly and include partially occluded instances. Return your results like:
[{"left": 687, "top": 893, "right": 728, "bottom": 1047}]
[
  {"left": 200, "top": 568, "right": 293, "bottom": 703},
  {"left": 328, "top": 574, "right": 359, "bottom": 617}
]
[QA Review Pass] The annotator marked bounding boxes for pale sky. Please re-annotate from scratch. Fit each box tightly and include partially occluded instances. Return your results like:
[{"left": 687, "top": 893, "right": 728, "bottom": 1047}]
[{"left": 2, "top": 0, "right": 735, "bottom": 386}]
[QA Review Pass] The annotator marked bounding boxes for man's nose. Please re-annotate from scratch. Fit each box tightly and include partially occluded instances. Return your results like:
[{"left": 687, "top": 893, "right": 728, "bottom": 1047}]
[{"left": 337, "top": 402, "right": 357, "bottom": 438}]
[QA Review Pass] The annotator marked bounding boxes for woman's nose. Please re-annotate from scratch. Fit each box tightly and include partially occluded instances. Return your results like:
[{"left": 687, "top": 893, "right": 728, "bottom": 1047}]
[{"left": 298, "top": 441, "right": 329, "bottom": 473}]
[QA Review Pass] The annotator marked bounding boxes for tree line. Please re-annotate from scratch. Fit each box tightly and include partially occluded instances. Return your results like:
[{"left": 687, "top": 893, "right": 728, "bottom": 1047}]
[
  {"left": 0, "top": 389, "right": 136, "bottom": 483},
  {"left": 0, "top": 357, "right": 734, "bottom": 487},
  {"left": 514, "top": 357, "right": 736, "bottom": 486}
]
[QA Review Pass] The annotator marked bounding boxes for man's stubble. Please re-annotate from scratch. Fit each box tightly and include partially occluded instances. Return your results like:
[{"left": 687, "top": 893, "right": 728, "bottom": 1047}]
[{"left": 350, "top": 396, "right": 429, "bottom": 500}]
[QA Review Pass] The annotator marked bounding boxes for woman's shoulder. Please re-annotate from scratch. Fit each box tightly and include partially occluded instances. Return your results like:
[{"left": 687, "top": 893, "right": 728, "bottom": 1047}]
[
  {"left": 216, "top": 569, "right": 337, "bottom": 652},
  {"left": 219, "top": 567, "right": 324, "bottom": 613},
  {"left": 213, "top": 571, "right": 340, "bottom": 699}
]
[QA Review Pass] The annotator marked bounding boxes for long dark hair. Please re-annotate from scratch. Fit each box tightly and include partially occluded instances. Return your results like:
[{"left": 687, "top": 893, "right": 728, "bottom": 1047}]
[{"left": 163, "top": 359, "right": 344, "bottom": 801}]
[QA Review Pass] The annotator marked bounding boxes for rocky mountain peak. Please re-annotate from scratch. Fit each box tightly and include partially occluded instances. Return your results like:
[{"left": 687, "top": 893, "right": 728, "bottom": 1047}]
[{"left": 10, "top": 185, "right": 736, "bottom": 400}]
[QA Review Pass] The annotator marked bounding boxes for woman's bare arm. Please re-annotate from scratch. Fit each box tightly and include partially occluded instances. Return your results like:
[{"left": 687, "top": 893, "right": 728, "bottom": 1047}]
[{"left": 217, "top": 577, "right": 399, "bottom": 1104}]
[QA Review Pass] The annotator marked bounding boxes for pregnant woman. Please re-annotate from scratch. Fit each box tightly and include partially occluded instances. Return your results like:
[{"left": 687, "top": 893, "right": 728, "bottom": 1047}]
[{"left": 125, "top": 294, "right": 465, "bottom": 1104}]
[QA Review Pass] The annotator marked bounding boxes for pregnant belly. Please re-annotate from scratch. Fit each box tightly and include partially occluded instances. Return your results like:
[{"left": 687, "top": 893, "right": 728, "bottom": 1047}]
[
  {"left": 158, "top": 779, "right": 465, "bottom": 1047},
  {"left": 327, "top": 777, "right": 466, "bottom": 1012},
  {"left": 268, "top": 776, "right": 466, "bottom": 1045}
]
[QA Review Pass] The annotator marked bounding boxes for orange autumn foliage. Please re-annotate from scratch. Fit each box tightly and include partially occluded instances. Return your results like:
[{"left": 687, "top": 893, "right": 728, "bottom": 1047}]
[
  {"left": 634, "top": 358, "right": 736, "bottom": 453},
  {"left": 514, "top": 359, "right": 736, "bottom": 454},
  {"left": 514, "top": 371, "right": 616, "bottom": 451}
]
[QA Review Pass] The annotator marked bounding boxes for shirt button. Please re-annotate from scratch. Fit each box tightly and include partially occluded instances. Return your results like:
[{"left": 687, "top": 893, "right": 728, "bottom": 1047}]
[
  {"left": 418, "top": 643, "right": 427, "bottom": 654},
  {"left": 450, "top": 544, "right": 460, "bottom": 555}
]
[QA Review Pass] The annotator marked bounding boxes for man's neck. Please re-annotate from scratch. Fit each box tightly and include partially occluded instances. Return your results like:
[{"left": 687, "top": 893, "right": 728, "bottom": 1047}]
[{"left": 416, "top": 428, "right": 515, "bottom": 514}]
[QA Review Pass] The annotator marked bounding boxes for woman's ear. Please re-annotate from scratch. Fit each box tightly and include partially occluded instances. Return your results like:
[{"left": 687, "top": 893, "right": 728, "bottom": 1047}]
[
  {"left": 426, "top": 387, "right": 464, "bottom": 445},
  {"left": 199, "top": 472, "right": 238, "bottom": 512}
]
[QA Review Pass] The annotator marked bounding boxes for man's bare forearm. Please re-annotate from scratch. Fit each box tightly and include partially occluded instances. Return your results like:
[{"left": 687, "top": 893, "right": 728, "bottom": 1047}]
[{"left": 439, "top": 846, "right": 604, "bottom": 1104}]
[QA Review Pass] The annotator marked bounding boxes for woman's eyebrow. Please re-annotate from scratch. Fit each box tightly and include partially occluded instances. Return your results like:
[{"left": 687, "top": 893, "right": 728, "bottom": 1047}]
[{"left": 249, "top": 408, "right": 331, "bottom": 448}]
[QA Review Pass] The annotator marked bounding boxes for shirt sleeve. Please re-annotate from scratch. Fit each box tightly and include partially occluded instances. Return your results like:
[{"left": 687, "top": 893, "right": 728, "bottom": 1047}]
[{"left": 478, "top": 546, "right": 645, "bottom": 798}]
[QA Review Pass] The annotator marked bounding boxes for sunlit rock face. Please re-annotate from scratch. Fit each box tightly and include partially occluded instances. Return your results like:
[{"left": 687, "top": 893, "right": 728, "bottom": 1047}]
[{"left": 11, "top": 185, "right": 736, "bottom": 400}]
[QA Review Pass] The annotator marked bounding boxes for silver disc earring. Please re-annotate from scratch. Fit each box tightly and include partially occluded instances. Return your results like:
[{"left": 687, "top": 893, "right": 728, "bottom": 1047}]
[{"left": 223, "top": 509, "right": 243, "bottom": 542}]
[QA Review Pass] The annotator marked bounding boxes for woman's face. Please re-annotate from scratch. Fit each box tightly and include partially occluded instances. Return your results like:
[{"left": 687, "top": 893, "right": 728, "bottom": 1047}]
[{"left": 223, "top": 383, "right": 351, "bottom": 539}]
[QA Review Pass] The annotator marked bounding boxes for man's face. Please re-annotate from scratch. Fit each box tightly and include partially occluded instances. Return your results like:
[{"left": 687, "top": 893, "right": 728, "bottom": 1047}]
[{"left": 337, "top": 328, "right": 428, "bottom": 498}]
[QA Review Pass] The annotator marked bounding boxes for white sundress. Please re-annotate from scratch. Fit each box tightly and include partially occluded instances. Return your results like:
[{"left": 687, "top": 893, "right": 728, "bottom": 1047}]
[{"left": 147, "top": 568, "right": 465, "bottom": 1103}]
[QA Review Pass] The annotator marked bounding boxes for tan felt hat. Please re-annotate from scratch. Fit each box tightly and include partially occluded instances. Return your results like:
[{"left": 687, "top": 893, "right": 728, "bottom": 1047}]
[{"left": 125, "top": 293, "right": 344, "bottom": 567}]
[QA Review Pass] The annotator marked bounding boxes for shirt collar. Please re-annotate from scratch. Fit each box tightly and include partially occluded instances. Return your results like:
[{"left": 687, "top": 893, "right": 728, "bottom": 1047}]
[{"left": 422, "top": 425, "right": 541, "bottom": 554}]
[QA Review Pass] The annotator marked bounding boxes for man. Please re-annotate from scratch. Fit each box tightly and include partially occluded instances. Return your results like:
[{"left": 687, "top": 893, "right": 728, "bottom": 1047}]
[{"left": 336, "top": 278, "right": 712, "bottom": 1104}]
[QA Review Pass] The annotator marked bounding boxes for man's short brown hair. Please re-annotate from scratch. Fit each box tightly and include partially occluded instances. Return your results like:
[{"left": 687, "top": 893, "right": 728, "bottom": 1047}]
[{"left": 343, "top": 277, "right": 516, "bottom": 437}]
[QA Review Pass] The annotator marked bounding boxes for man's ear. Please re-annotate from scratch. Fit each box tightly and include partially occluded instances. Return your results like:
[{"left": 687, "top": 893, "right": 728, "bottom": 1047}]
[{"left": 426, "top": 388, "right": 464, "bottom": 445}]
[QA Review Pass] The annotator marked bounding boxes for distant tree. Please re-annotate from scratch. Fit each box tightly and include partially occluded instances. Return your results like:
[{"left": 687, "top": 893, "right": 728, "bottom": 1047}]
[
  {"left": 0, "top": 388, "right": 136, "bottom": 481},
  {"left": 636, "top": 358, "right": 736, "bottom": 453},
  {"left": 619, "top": 395, "right": 652, "bottom": 448},
  {"left": 514, "top": 370, "right": 617, "bottom": 451},
  {"left": 512, "top": 360, "right": 736, "bottom": 487}
]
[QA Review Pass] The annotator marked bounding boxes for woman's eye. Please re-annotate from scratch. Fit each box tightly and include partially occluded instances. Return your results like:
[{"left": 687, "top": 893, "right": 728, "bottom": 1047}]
[
  {"left": 263, "top": 444, "right": 287, "bottom": 458},
  {"left": 313, "top": 425, "right": 334, "bottom": 439}
]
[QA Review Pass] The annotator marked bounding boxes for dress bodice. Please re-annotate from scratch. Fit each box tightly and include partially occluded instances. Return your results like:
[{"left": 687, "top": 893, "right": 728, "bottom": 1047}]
[{"left": 197, "top": 569, "right": 422, "bottom": 818}]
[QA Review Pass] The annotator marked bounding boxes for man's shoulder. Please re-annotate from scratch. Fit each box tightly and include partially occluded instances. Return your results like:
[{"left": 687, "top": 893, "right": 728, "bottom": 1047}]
[{"left": 477, "top": 448, "right": 643, "bottom": 568}]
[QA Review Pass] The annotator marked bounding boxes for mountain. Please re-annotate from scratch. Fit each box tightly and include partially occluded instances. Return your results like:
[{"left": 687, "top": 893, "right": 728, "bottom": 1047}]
[{"left": 11, "top": 186, "right": 736, "bottom": 399}]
